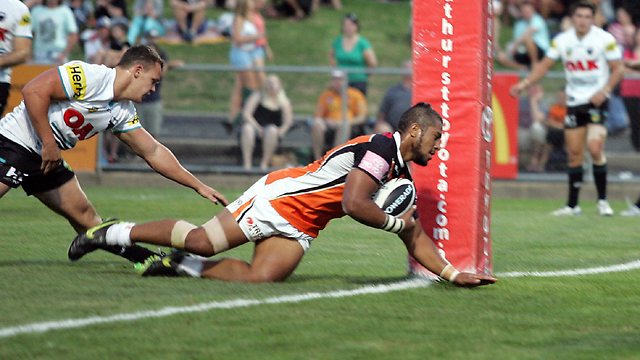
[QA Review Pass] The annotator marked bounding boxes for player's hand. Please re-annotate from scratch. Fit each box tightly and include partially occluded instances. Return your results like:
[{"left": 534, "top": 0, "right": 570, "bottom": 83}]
[
  {"left": 399, "top": 205, "right": 417, "bottom": 234},
  {"left": 452, "top": 272, "right": 497, "bottom": 288},
  {"left": 197, "top": 185, "right": 229, "bottom": 206},
  {"left": 590, "top": 91, "right": 608, "bottom": 107},
  {"left": 40, "top": 142, "right": 63, "bottom": 175}
]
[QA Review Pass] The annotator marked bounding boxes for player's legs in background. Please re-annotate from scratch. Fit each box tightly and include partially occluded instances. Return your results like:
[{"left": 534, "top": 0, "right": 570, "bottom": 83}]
[
  {"left": 564, "top": 127, "right": 586, "bottom": 208},
  {"left": 586, "top": 124, "right": 612, "bottom": 215}
]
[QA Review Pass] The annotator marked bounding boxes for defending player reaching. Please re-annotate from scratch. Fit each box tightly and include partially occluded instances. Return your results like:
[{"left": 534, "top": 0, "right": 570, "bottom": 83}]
[
  {"left": 0, "top": 45, "right": 228, "bottom": 262},
  {"left": 510, "top": 0, "right": 624, "bottom": 216},
  {"left": 69, "top": 103, "right": 497, "bottom": 287}
]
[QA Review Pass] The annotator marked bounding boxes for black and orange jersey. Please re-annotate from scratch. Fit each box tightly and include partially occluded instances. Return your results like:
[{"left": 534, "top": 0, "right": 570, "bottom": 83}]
[{"left": 263, "top": 132, "right": 411, "bottom": 237}]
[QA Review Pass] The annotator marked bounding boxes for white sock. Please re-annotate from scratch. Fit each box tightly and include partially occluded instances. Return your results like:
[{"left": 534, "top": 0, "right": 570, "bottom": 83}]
[
  {"left": 105, "top": 222, "right": 135, "bottom": 246},
  {"left": 177, "top": 255, "right": 205, "bottom": 278}
]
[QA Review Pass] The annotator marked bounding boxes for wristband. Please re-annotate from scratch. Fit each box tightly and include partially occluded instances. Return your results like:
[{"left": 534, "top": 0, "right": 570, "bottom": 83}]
[
  {"left": 382, "top": 214, "right": 405, "bottom": 234},
  {"left": 439, "top": 263, "right": 461, "bottom": 282}
]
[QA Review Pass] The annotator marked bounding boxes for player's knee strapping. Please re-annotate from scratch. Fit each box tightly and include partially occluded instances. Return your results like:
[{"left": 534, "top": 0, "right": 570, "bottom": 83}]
[
  {"left": 170, "top": 220, "right": 197, "bottom": 249},
  {"left": 201, "top": 217, "right": 230, "bottom": 254}
]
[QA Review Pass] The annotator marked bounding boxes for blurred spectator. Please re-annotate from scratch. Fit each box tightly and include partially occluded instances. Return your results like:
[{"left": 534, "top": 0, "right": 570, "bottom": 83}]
[
  {"left": 622, "top": 28, "right": 640, "bottom": 151},
  {"left": 213, "top": 0, "right": 237, "bottom": 9},
  {"left": 251, "top": 0, "right": 273, "bottom": 86},
  {"left": 544, "top": 90, "right": 568, "bottom": 171},
  {"left": 312, "top": 0, "right": 342, "bottom": 11},
  {"left": 128, "top": 0, "right": 165, "bottom": 45},
  {"left": 94, "top": 0, "right": 127, "bottom": 20},
  {"left": 266, "top": 0, "right": 313, "bottom": 20},
  {"left": 103, "top": 19, "right": 130, "bottom": 67},
  {"left": 31, "top": 0, "right": 78, "bottom": 64},
  {"left": 311, "top": 70, "right": 367, "bottom": 160},
  {"left": 240, "top": 74, "right": 293, "bottom": 170},
  {"left": 0, "top": 0, "right": 33, "bottom": 116},
  {"left": 82, "top": 16, "right": 111, "bottom": 63},
  {"left": 227, "top": 0, "right": 261, "bottom": 131},
  {"left": 170, "top": 0, "right": 208, "bottom": 42},
  {"left": 526, "top": 85, "right": 550, "bottom": 172},
  {"left": 137, "top": 31, "right": 183, "bottom": 137},
  {"left": 607, "top": 7, "right": 635, "bottom": 51},
  {"left": 66, "top": 0, "right": 94, "bottom": 33},
  {"left": 374, "top": 60, "right": 412, "bottom": 133},
  {"left": 329, "top": 12, "right": 377, "bottom": 95},
  {"left": 497, "top": 0, "right": 550, "bottom": 70}
]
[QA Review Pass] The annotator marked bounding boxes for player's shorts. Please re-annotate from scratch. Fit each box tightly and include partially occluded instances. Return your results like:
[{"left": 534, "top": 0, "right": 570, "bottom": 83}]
[
  {"left": 0, "top": 134, "right": 75, "bottom": 195},
  {"left": 564, "top": 101, "right": 609, "bottom": 129},
  {"left": 226, "top": 175, "right": 314, "bottom": 252}
]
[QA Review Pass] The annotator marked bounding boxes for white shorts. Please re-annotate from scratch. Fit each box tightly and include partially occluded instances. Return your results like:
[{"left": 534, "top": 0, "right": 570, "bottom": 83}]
[{"left": 226, "top": 176, "right": 314, "bottom": 252}]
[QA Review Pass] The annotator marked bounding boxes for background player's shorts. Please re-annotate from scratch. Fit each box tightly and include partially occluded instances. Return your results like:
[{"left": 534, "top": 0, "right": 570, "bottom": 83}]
[
  {"left": 226, "top": 175, "right": 314, "bottom": 252},
  {"left": 0, "top": 134, "right": 75, "bottom": 195},
  {"left": 565, "top": 101, "right": 609, "bottom": 129}
]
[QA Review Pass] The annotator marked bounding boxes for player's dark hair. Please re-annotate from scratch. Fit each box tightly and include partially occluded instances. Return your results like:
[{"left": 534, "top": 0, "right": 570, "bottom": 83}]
[
  {"left": 570, "top": 0, "right": 596, "bottom": 15},
  {"left": 397, "top": 102, "right": 443, "bottom": 134},
  {"left": 117, "top": 45, "right": 164, "bottom": 71}
]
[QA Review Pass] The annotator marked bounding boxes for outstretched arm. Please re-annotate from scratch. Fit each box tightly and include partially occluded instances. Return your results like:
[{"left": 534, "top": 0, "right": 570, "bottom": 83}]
[
  {"left": 117, "top": 128, "right": 229, "bottom": 205},
  {"left": 400, "top": 221, "right": 497, "bottom": 287}
]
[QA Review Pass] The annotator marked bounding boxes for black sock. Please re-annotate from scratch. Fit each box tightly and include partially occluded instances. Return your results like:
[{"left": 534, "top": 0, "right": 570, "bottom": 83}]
[
  {"left": 635, "top": 196, "right": 640, "bottom": 208},
  {"left": 593, "top": 163, "right": 607, "bottom": 200},
  {"left": 567, "top": 166, "right": 583, "bottom": 208},
  {"left": 101, "top": 244, "right": 159, "bottom": 263}
]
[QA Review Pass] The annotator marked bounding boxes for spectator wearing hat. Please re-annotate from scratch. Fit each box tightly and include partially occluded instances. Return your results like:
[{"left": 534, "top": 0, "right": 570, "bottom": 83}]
[
  {"left": 82, "top": 16, "right": 111, "bottom": 63},
  {"left": 311, "top": 70, "right": 367, "bottom": 160},
  {"left": 329, "top": 12, "right": 377, "bottom": 96}
]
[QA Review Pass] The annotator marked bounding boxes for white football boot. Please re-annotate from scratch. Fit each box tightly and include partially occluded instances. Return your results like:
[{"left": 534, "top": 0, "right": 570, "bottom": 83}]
[
  {"left": 551, "top": 205, "right": 582, "bottom": 216},
  {"left": 621, "top": 198, "right": 640, "bottom": 217},
  {"left": 597, "top": 200, "right": 614, "bottom": 216}
]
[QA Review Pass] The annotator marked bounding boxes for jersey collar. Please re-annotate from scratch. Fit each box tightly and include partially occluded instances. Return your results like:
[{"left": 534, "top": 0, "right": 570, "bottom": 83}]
[{"left": 393, "top": 131, "right": 405, "bottom": 168}]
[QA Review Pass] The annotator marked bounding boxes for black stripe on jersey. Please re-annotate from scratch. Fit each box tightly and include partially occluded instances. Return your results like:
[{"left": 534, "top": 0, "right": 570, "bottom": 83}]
[
  {"left": 50, "top": 124, "right": 73, "bottom": 149},
  {"left": 279, "top": 174, "right": 347, "bottom": 198},
  {"left": 317, "top": 142, "right": 361, "bottom": 172}
]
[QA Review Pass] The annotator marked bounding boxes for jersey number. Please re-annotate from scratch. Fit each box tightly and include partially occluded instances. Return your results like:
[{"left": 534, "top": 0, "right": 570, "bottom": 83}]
[{"left": 63, "top": 108, "right": 94, "bottom": 140}]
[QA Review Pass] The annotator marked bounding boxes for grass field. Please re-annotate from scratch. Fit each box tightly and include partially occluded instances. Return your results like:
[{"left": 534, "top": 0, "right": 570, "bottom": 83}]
[{"left": 1, "top": 186, "right": 639, "bottom": 359}]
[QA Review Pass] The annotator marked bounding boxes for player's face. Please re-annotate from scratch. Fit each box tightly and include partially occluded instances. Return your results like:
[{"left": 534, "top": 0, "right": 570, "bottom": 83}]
[
  {"left": 571, "top": 8, "right": 594, "bottom": 35},
  {"left": 412, "top": 123, "right": 442, "bottom": 166},
  {"left": 131, "top": 62, "right": 163, "bottom": 102}
]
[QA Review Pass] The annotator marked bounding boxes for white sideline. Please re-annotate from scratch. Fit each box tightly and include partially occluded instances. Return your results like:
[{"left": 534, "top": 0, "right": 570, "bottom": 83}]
[{"left": 1, "top": 259, "right": 639, "bottom": 339}]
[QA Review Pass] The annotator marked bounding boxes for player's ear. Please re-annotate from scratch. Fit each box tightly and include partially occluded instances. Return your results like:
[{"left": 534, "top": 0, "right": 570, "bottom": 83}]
[
  {"left": 410, "top": 123, "right": 422, "bottom": 138},
  {"left": 133, "top": 64, "right": 144, "bottom": 78}
]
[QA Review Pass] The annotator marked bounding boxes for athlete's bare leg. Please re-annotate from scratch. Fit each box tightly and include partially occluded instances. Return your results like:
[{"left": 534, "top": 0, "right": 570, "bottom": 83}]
[
  {"left": 586, "top": 124, "right": 607, "bottom": 164},
  {"left": 564, "top": 127, "right": 587, "bottom": 168},
  {"left": 199, "top": 235, "right": 305, "bottom": 282},
  {"left": 35, "top": 177, "right": 101, "bottom": 233},
  {"left": 0, "top": 183, "right": 11, "bottom": 198}
]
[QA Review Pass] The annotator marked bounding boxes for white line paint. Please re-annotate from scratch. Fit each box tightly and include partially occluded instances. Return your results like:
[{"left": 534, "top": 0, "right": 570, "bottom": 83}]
[
  {"left": 0, "top": 279, "right": 432, "bottom": 339},
  {"left": 1, "top": 259, "right": 639, "bottom": 339},
  {"left": 497, "top": 259, "right": 640, "bottom": 278}
]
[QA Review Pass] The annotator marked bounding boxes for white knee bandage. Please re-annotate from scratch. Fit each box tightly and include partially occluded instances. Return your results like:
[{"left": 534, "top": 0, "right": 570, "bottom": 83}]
[
  {"left": 201, "top": 217, "right": 230, "bottom": 254},
  {"left": 171, "top": 220, "right": 197, "bottom": 249}
]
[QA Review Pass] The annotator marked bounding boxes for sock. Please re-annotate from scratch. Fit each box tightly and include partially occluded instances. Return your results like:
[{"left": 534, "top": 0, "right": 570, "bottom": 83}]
[
  {"left": 177, "top": 255, "right": 205, "bottom": 277},
  {"left": 592, "top": 163, "right": 607, "bottom": 200},
  {"left": 567, "top": 166, "right": 583, "bottom": 208},
  {"left": 635, "top": 196, "right": 640, "bottom": 208},
  {"left": 105, "top": 222, "right": 135, "bottom": 246}
]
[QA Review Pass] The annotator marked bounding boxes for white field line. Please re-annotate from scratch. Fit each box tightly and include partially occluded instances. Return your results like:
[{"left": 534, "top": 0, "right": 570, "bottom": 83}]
[{"left": 1, "top": 259, "right": 639, "bottom": 339}]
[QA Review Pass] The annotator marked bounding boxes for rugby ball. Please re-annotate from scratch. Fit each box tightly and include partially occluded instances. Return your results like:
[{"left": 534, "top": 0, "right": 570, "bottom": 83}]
[{"left": 373, "top": 178, "right": 416, "bottom": 216}]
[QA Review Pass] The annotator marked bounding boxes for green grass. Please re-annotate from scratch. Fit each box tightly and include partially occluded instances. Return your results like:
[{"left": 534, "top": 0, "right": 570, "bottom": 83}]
[{"left": 1, "top": 187, "right": 639, "bottom": 358}]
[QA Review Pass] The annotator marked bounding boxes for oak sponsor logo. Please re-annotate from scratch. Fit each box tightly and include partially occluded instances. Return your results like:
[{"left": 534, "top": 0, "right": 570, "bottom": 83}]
[{"left": 65, "top": 64, "right": 87, "bottom": 100}]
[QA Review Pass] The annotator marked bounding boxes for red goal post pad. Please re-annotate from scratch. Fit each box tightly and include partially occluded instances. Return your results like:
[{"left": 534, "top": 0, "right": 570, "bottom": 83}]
[{"left": 410, "top": 0, "right": 495, "bottom": 276}]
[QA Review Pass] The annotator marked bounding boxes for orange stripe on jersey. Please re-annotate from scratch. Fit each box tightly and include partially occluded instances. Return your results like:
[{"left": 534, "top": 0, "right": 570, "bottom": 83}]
[{"left": 231, "top": 195, "right": 256, "bottom": 220}]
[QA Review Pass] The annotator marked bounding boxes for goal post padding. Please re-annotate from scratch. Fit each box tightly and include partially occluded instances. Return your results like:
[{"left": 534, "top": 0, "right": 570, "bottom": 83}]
[{"left": 410, "top": 0, "right": 494, "bottom": 276}]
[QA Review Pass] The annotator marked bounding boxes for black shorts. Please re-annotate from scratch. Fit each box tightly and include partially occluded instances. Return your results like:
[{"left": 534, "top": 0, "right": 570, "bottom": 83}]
[
  {"left": 564, "top": 101, "right": 609, "bottom": 129},
  {"left": 513, "top": 45, "right": 546, "bottom": 67},
  {"left": 0, "top": 134, "right": 75, "bottom": 195},
  {"left": 0, "top": 82, "right": 10, "bottom": 116}
]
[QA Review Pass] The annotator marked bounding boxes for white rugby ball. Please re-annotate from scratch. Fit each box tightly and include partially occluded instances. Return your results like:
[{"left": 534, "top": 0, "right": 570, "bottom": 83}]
[{"left": 373, "top": 178, "right": 416, "bottom": 216}]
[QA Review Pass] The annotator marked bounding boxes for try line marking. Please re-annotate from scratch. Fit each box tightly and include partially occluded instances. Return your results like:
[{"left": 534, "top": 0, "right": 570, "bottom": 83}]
[{"left": 1, "top": 259, "right": 639, "bottom": 339}]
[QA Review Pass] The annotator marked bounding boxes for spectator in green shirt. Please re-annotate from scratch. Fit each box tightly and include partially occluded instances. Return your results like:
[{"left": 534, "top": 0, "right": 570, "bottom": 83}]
[{"left": 329, "top": 12, "right": 377, "bottom": 96}]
